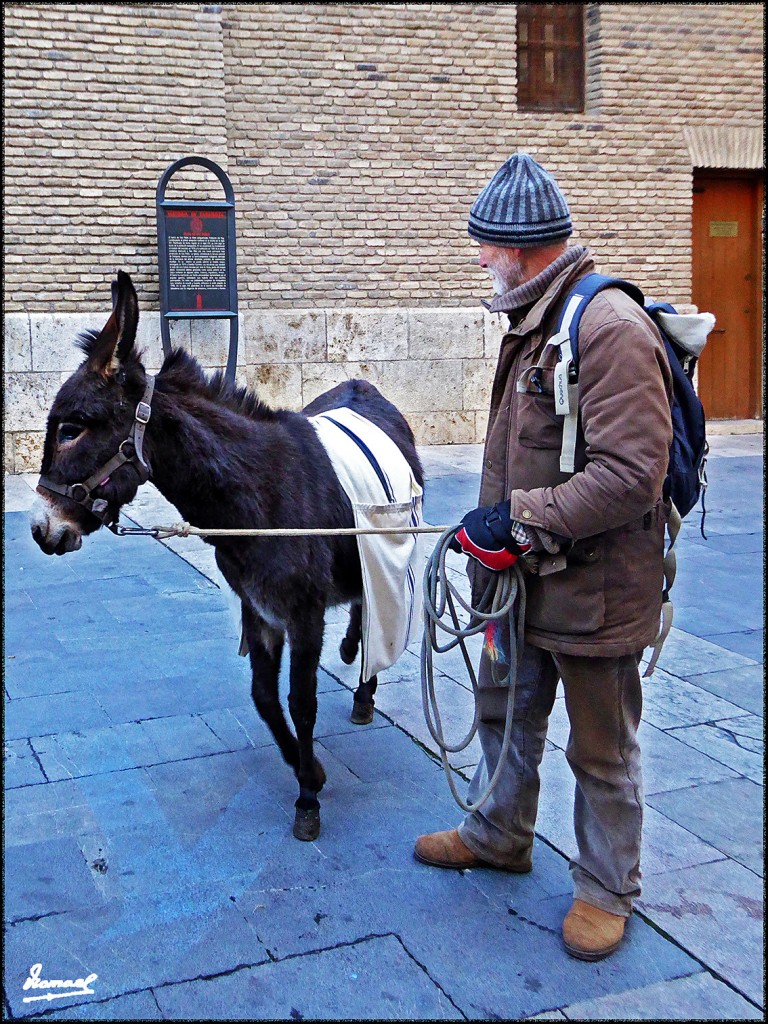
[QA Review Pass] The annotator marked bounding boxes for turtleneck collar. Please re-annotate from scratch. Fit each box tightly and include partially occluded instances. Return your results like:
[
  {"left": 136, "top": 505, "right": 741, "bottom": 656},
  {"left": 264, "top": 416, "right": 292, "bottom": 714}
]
[{"left": 484, "top": 245, "right": 587, "bottom": 315}]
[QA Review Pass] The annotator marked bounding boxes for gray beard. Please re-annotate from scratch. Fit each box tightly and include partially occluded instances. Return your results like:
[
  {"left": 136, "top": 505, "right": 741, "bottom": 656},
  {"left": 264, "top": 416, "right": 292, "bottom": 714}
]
[{"left": 488, "top": 261, "right": 523, "bottom": 295}]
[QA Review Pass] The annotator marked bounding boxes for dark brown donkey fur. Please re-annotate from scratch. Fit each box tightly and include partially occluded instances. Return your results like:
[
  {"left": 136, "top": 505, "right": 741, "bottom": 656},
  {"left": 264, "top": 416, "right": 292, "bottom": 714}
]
[{"left": 31, "top": 271, "right": 423, "bottom": 841}]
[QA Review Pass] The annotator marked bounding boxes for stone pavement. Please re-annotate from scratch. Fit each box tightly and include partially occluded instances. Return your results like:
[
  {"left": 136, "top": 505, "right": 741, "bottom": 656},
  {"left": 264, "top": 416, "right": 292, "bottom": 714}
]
[{"left": 3, "top": 431, "right": 763, "bottom": 1020}]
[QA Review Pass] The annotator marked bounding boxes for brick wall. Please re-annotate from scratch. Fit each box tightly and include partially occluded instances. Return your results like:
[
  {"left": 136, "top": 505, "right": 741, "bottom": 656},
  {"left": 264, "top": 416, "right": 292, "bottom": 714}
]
[
  {"left": 3, "top": 2, "right": 229, "bottom": 311},
  {"left": 3, "top": 3, "right": 764, "bottom": 471}
]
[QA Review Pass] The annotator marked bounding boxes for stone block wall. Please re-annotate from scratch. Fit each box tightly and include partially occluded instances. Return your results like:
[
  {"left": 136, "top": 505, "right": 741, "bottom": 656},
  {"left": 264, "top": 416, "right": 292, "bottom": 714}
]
[
  {"left": 3, "top": 305, "right": 506, "bottom": 472},
  {"left": 3, "top": 3, "right": 764, "bottom": 470}
]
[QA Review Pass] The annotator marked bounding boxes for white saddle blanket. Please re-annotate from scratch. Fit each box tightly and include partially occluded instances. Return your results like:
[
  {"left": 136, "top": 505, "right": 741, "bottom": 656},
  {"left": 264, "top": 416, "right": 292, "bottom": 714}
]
[{"left": 309, "top": 407, "right": 424, "bottom": 680}]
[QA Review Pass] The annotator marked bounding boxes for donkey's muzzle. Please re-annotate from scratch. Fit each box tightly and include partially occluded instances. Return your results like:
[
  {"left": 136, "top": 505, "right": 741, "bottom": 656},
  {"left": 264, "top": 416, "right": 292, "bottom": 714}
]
[
  {"left": 31, "top": 520, "right": 82, "bottom": 556},
  {"left": 30, "top": 497, "right": 83, "bottom": 556}
]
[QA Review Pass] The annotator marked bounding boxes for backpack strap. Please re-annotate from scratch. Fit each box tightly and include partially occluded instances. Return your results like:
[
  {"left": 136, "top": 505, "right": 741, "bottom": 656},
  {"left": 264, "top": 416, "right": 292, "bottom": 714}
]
[{"left": 546, "top": 273, "right": 645, "bottom": 473}]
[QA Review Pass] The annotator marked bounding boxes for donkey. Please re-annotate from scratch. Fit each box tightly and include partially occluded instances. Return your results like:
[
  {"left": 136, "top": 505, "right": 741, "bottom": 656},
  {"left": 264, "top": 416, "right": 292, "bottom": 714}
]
[{"left": 30, "top": 271, "right": 423, "bottom": 841}]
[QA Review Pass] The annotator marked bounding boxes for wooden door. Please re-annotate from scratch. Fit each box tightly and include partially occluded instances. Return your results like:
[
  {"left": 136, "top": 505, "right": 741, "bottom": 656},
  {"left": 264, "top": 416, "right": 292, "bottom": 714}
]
[{"left": 692, "top": 172, "right": 763, "bottom": 419}]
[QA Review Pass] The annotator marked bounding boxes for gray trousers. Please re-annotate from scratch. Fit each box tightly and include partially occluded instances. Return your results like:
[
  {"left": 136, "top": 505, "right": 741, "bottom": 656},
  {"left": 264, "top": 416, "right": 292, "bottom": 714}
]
[{"left": 457, "top": 626, "right": 644, "bottom": 917}]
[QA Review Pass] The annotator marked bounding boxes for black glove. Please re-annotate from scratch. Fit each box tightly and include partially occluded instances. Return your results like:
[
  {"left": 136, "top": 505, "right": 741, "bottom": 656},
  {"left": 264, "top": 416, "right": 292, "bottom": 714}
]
[{"left": 450, "top": 500, "right": 531, "bottom": 571}]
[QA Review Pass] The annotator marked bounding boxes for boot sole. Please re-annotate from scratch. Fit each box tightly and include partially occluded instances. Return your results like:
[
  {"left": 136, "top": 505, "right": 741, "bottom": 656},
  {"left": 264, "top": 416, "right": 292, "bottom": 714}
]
[
  {"left": 563, "top": 936, "right": 623, "bottom": 961},
  {"left": 414, "top": 850, "right": 532, "bottom": 872}
]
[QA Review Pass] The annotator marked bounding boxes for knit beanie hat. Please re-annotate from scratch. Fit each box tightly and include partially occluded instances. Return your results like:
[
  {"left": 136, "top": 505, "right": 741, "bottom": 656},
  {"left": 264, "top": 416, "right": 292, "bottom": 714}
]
[{"left": 468, "top": 153, "right": 572, "bottom": 247}]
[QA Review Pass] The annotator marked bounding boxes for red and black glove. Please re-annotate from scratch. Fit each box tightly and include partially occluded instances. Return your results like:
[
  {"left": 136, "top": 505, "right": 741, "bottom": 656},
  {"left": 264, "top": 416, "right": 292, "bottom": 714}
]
[{"left": 450, "top": 500, "right": 531, "bottom": 571}]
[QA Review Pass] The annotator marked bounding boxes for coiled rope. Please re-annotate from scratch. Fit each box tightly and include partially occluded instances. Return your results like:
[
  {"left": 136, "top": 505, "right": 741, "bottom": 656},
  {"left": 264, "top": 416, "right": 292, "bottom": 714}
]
[{"left": 422, "top": 526, "right": 525, "bottom": 813}]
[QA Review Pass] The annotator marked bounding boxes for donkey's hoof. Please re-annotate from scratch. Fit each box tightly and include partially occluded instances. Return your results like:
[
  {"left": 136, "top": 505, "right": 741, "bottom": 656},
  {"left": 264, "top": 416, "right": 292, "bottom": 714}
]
[
  {"left": 351, "top": 699, "right": 375, "bottom": 725},
  {"left": 339, "top": 637, "right": 358, "bottom": 665},
  {"left": 293, "top": 806, "right": 321, "bottom": 842}
]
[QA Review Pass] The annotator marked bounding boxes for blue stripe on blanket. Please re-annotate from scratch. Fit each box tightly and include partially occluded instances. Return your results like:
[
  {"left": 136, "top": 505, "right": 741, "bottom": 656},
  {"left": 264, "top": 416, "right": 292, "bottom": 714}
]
[{"left": 322, "top": 415, "right": 397, "bottom": 502}]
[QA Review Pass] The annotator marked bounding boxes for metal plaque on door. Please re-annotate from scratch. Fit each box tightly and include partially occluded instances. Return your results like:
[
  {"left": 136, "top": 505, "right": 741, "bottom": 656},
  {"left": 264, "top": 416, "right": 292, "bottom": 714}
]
[{"left": 709, "top": 220, "right": 739, "bottom": 237}]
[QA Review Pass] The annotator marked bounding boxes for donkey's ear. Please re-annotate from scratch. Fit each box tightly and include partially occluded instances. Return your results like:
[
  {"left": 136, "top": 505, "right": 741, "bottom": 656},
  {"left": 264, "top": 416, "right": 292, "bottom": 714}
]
[{"left": 88, "top": 271, "right": 139, "bottom": 375}]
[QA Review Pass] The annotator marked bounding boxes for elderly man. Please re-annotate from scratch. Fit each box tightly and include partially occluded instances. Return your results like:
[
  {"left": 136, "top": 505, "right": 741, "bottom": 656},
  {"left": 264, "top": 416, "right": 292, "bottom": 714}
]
[{"left": 414, "top": 153, "right": 673, "bottom": 961}]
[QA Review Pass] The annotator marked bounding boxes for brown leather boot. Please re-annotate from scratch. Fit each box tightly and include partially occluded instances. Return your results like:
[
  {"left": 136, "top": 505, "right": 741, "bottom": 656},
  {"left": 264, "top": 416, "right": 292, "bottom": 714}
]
[
  {"left": 562, "top": 899, "right": 627, "bottom": 961},
  {"left": 413, "top": 829, "right": 532, "bottom": 872}
]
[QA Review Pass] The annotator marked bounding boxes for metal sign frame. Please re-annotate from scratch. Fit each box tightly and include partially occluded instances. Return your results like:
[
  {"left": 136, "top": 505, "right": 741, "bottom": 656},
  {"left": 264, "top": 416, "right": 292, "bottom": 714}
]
[{"left": 156, "top": 156, "right": 238, "bottom": 382}]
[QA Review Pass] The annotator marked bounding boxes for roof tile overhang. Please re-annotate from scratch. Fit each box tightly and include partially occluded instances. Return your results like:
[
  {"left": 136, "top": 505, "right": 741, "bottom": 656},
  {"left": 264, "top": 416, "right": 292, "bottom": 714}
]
[{"left": 683, "top": 125, "right": 764, "bottom": 170}]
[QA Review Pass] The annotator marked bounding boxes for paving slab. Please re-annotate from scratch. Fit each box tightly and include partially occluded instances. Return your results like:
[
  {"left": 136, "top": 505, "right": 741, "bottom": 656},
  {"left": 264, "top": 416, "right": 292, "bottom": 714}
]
[
  {"left": 421, "top": 471, "right": 482, "bottom": 530},
  {"left": 683, "top": 662, "right": 765, "bottom": 717},
  {"left": 41, "top": 990, "right": 164, "bottom": 1020},
  {"left": 90, "top": 670, "right": 252, "bottom": 724},
  {"left": 556, "top": 970, "right": 763, "bottom": 1020},
  {"left": 4, "top": 738, "right": 47, "bottom": 789},
  {"left": 4, "top": 472, "right": 38, "bottom": 511},
  {"left": 637, "top": 719, "right": 741, "bottom": 795},
  {"left": 647, "top": 777, "right": 764, "bottom": 876},
  {"left": 686, "top": 529, "right": 763, "bottom": 555},
  {"left": 636, "top": 858, "right": 764, "bottom": 1005},
  {"left": 4, "top": 692, "right": 112, "bottom": 744},
  {"left": 30, "top": 714, "right": 230, "bottom": 782},
  {"left": 664, "top": 715, "right": 763, "bottom": 782},
  {"left": 5, "top": 756, "right": 268, "bottom": 856},
  {"left": 235, "top": 863, "right": 699, "bottom": 1021},
  {"left": 372, "top": 672, "right": 484, "bottom": 770},
  {"left": 653, "top": 626, "right": 759, "bottom": 677},
  {"left": 697, "top": 628, "right": 764, "bottom": 662},
  {"left": 414, "top": 890, "right": 699, "bottom": 1021},
  {"left": 4, "top": 894, "right": 269, "bottom": 1017},
  {"left": 4, "top": 835, "right": 103, "bottom": 923},
  {"left": 640, "top": 668, "right": 759, "bottom": 729},
  {"left": 199, "top": 703, "right": 278, "bottom": 752},
  {"left": 153, "top": 933, "right": 463, "bottom": 1021}
]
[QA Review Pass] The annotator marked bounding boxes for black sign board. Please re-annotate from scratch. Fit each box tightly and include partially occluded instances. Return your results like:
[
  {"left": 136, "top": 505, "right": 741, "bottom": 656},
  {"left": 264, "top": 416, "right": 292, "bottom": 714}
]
[{"left": 156, "top": 156, "right": 239, "bottom": 382}]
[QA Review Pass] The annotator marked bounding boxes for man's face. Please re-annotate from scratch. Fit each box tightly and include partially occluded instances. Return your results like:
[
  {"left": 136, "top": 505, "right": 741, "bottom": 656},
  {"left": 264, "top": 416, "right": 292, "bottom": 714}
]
[{"left": 478, "top": 243, "right": 525, "bottom": 295}]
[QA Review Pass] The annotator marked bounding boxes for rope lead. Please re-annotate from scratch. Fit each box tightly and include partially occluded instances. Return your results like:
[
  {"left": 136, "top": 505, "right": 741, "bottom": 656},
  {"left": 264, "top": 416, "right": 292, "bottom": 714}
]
[
  {"left": 421, "top": 525, "right": 525, "bottom": 814},
  {"left": 119, "top": 522, "right": 453, "bottom": 540}
]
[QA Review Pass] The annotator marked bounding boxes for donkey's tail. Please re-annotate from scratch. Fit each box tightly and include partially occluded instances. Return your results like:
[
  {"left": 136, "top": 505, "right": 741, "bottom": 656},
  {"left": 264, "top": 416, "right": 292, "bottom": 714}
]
[{"left": 340, "top": 602, "right": 362, "bottom": 665}]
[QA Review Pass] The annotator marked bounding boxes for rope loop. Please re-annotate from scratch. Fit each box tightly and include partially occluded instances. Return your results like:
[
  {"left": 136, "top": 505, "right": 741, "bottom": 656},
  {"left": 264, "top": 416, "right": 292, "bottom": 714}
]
[{"left": 421, "top": 525, "right": 525, "bottom": 814}]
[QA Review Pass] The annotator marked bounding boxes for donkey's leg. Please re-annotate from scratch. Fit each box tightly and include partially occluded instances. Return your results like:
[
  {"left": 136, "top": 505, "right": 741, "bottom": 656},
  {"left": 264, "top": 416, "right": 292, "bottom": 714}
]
[
  {"left": 286, "top": 603, "right": 327, "bottom": 841},
  {"left": 351, "top": 670, "right": 378, "bottom": 725},
  {"left": 339, "top": 601, "right": 361, "bottom": 665},
  {"left": 351, "top": 625, "right": 378, "bottom": 725},
  {"left": 342, "top": 601, "right": 377, "bottom": 724},
  {"left": 242, "top": 604, "right": 299, "bottom": 773}
]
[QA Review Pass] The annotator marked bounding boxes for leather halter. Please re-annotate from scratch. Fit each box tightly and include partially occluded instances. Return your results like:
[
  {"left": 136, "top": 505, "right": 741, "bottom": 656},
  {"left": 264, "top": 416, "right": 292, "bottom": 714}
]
[{"left": 38, "top": 375, "right": 155, "bottom": 531}]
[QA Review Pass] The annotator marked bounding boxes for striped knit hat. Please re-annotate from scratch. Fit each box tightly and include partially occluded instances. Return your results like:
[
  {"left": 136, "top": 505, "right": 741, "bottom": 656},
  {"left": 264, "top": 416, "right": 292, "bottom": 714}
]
[{"left": 468, "top": 153, "right": 572, "bottom": 247}]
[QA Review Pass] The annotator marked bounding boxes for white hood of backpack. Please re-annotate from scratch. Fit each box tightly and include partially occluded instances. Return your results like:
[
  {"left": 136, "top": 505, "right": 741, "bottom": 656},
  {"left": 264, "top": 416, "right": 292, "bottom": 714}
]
[{"left": 656, "top": 309, "right": 716, "bottom": 359}]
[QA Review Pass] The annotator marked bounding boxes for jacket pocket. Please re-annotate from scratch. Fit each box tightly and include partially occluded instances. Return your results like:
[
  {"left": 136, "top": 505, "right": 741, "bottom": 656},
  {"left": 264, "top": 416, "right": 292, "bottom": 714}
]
[
  {"left": 525, "top": 542, "right": 606, "bottom": 635},
  {"left": 515, "top": 369, "right": 563, "bottom": 450}
]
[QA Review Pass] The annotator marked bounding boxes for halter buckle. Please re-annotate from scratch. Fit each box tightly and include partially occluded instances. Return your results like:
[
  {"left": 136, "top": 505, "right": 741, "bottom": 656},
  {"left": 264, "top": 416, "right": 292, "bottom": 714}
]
[{"left": 136, "top": 401, "right": 151, "bottom": 424}]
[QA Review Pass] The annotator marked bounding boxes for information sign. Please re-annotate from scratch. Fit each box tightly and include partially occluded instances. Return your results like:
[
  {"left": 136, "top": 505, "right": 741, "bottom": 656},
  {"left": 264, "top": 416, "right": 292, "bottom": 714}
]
[{"left": 156, "top": 157, "right": 239, "bottom": 381}]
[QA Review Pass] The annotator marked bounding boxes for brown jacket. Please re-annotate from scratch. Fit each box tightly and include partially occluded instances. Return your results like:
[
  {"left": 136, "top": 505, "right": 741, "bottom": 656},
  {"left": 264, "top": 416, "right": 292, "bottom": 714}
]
[{"left": 477, "top": 247, "right": 673, "bottom": 656}]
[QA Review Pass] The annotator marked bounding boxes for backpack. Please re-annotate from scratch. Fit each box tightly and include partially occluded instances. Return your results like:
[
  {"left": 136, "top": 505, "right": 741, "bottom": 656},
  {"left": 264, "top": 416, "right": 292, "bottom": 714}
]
[{"left": 539, "top": 272, "right": 716, "bottom": 675}]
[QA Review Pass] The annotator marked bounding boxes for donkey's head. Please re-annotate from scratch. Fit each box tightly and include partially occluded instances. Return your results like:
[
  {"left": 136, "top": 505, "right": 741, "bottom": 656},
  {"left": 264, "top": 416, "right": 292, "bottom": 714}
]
[{"left": 31, "top": 271, "right": 152, "bottom": 555}]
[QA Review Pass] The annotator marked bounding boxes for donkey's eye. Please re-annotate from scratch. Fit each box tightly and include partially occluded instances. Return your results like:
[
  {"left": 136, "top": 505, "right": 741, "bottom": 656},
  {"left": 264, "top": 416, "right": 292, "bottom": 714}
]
[{"left": 57, "top": 422, "right": 85, "bottom": 444}]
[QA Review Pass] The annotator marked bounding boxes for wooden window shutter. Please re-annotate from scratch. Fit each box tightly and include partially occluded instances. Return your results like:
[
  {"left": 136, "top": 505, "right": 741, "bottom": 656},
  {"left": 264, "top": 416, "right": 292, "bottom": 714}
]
[{"left": 517, "top": 3, "right": 585, "bottom": 112}]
